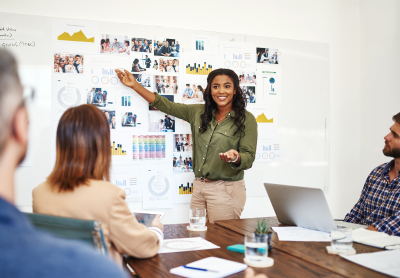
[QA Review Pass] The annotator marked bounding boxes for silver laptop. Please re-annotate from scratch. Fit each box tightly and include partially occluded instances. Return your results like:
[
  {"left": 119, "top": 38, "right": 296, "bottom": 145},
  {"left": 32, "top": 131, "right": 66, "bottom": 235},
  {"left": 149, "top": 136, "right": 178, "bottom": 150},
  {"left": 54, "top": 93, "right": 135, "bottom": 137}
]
[{"left": 264, "top": 183, "right": 367, "bottom": 233}]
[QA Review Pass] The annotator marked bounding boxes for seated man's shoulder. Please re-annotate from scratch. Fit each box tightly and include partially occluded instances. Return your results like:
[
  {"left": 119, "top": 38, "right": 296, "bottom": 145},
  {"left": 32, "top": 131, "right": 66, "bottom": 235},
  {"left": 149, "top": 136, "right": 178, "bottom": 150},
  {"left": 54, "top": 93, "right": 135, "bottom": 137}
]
[
  {"left": 0, "top": 228, "right": 126, "bottom": 278},
  {"left": 370, "top": 161, "right": 391, "bottom": 176}
]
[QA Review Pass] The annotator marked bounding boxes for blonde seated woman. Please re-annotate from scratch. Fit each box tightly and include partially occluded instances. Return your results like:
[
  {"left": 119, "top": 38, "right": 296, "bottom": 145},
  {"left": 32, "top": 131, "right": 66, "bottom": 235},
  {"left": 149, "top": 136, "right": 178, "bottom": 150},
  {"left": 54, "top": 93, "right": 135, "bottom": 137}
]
[{"left": 32, "top": 104, "right": 163, "bottom": 266}]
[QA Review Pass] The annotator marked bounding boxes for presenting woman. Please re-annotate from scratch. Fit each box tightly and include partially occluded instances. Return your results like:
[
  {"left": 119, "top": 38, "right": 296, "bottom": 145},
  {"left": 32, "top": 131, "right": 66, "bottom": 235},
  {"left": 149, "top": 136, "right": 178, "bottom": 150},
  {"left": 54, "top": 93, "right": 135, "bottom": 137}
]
[
  {"left": 33, "top": 105, "right": 163, "bottom": 266},
  {"left": 116, "top": 68, "right": 257, "bottom": 223}
]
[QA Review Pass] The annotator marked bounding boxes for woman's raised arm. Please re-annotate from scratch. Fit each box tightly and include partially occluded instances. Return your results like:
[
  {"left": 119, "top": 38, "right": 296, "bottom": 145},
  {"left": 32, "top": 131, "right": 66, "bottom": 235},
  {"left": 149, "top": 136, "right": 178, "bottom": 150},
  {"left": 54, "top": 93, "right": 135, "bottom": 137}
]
[{"left": 115, "top": 69, "right": 156, "bottom": 103}]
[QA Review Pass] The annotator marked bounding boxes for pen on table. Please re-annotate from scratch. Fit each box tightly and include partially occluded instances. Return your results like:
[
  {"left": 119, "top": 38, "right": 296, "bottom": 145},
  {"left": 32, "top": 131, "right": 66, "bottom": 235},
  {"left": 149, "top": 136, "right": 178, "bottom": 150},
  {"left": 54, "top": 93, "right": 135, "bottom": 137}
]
[{"left": 183, "top": 265, "right": 219, "bottom": 273}]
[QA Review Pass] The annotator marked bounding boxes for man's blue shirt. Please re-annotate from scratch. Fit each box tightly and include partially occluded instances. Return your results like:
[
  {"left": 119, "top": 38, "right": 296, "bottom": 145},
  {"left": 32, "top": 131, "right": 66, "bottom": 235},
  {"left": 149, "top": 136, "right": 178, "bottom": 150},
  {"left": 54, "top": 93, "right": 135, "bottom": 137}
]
[
  {"left": 344, "top": 160, "right": 400, "bottom": 236},
  {"left": 0, "top": 197, "right": 127, "bottom": 278}
]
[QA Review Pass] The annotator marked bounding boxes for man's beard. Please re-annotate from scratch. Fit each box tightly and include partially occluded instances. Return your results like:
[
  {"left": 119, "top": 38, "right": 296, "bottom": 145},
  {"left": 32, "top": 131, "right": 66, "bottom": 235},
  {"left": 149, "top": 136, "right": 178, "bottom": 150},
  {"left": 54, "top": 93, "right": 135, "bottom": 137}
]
[{"left": 383, "top": 144, "right": 400, "bottom": 158}]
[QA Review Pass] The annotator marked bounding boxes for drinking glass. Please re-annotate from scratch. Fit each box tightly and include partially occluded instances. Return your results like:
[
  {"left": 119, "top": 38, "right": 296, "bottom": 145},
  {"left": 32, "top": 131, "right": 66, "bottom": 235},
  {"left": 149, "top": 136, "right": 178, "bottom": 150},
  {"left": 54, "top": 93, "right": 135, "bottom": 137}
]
[
  {"left": 331, "top": 225, "right": 352, "bottom": 250},
  {"left": 245, "top": 234, "right": 268, "bottom": 262},
  {"left": 189, "top": 208, "right": 206, "bottom": 229}
]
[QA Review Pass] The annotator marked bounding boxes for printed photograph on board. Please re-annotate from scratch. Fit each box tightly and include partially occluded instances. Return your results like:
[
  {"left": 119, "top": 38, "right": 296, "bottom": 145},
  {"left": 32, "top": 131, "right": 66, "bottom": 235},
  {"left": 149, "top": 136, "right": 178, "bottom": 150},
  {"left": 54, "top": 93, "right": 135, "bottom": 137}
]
[
  {"left": 86, "top": 87, "right": 115, "bottom": 107},
  {"left": 121, "top": 112, "right": 142, "bottom": 128},
  {"left": 256, "top": 47, "right": 279, "bottom": 64},
  {"left": 101, "top": 109, "right": 116, "bottom": 130},
  {"left": 100, "top": 34, "right": 130, "bottom": 55},
  {"left": 154, "top": 38, "right": 180, "bottom": 57},
  {"left": 131, "top": 38, "right": 153, "bottom": 53},
  {"left": 182, "top": 83, "right": 205, "bottom": 104},
  {"left": 54, "top": 53, "right": 84, "bottom": 74},
  {"left": 133, "top": 74, "right": 152, "bottom": 88},
  {"left": 158, "top": 57, "right": 180, "bottom": 73},
  {"left": 154, "top": 75, "right": 178, "bottom": 94},
  {"left": 173, "top": 134, "right": 193, "bottom": 152},
  {"left": 236, "top": 71, "right": 257, "bottom": 85},
  {"left": 149, "top": 112, "right": 176, "bottom": 132},
  {"left": 173, "top": 153, "right": 194, "bottom": 173},
  {"left": 241, "top": 85, "right": 256, "bottom": 103}
]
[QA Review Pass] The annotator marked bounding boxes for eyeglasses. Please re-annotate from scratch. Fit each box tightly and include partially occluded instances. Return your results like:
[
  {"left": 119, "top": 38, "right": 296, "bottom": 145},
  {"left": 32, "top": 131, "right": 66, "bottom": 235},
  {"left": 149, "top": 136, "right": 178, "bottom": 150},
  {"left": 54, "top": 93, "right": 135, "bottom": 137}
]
[
  {"left": 19, "top": 86, "right": 35, "bottom": 108},
  {"left": 11, "top": 86, "right": 35, "bottom": 136}
]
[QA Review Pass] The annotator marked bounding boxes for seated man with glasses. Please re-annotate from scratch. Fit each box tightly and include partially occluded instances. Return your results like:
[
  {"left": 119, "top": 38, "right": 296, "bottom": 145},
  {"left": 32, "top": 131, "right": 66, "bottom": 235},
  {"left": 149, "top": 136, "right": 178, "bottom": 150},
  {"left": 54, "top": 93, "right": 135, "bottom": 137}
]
[{"left": 0, "top": 49, "right": 127, "bottom": 278}]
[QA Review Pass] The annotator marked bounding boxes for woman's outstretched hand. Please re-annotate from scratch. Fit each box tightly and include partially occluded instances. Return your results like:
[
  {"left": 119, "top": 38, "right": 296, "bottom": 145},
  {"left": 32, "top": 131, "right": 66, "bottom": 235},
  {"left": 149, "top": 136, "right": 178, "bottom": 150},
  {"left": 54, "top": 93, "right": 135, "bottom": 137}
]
[
  {"left": 115, "top": 69, "right": 137, "bottom": 89},
  {"left": 219, "top": 149, "right": 241, "bottom": 164}
]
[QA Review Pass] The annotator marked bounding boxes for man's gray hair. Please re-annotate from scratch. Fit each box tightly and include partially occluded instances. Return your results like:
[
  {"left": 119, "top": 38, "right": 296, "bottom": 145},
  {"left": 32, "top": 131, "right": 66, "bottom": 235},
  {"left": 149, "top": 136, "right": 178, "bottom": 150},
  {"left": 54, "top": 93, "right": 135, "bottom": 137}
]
[{"left": 0, "top": 49, "right": 22, "bottom": 155}]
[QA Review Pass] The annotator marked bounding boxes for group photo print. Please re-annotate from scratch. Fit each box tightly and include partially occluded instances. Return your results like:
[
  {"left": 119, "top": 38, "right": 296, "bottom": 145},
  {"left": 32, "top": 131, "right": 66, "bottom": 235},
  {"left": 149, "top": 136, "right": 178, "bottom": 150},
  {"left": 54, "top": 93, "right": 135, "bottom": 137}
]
[
  {"left": 241, "top": 85, "right": 256, "bottom": 103},
  {"left": 133, "top": 73, "right": 152, "bottom": 88},
  {"left": 182, "top": 83, "right": 205, "bottom": 103},
  {"left": 54, "top": 53, "right": 84, "bottom": 74},
  {"left": 158, "top": 57, "right": 180, "bottom": 73},
  {"left": 236, "top": 71, "right": 257, "bottom": 85},
  {"left": 256, "top": 47, "right": 279, "bottom": 64},
  {"left": 154, "top": 75, "right": 178, "bottom": 95},
  {"left": 154, "top": 38, "right": 180, "bottom": 57},
  {"left": 121, "top": 111, "right": 141, "bottom": 128},
  {"left": 172, "top": 153, "right": 194, "bottom": 173},
  {"left": 131, "top": 37, "right": 153, "bottom": 53},
  {"left": 149, "top": 113, "right": 176, "bottom": 132},
  {"left": 100, "top": 34, "right": 130, "bottom": 55},
  {"left": 173, "top": 134, "right": 193, "bottom": 152}
]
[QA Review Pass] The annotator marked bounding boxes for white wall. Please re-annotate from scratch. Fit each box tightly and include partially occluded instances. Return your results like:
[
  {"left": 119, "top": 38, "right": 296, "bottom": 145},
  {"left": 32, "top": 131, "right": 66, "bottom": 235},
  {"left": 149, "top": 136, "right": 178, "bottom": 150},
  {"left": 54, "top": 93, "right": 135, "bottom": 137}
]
[
  {"left": 359, "top": 0, "right": 400, "bottom": 196},
  {"left": 1, "top": 0, "right": 364, "bottom": 221}
]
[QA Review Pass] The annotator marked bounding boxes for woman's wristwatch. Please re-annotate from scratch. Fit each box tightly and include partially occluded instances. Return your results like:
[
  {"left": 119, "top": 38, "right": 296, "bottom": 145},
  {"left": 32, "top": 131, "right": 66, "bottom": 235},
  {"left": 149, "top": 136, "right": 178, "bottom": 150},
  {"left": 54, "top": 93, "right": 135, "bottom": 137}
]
[{"left": 230, "top": 154, "right": 239, "bottom": 163}]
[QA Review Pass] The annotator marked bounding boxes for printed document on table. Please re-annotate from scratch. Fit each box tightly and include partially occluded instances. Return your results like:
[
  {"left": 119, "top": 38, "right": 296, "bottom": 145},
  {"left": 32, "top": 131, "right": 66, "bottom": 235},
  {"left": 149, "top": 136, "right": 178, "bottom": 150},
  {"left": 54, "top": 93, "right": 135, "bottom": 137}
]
[
  {"left": 341, "top": 249, "right": 400, "bottom": 278},
  {"left": 170, "top": 257, "right": 247, "bottom": 278},
  {"left": 158, "top": 237, "right": 220, "bottom": 254},
  {"left": 272, "top": 227, "right": 331, "bottom": 242}
]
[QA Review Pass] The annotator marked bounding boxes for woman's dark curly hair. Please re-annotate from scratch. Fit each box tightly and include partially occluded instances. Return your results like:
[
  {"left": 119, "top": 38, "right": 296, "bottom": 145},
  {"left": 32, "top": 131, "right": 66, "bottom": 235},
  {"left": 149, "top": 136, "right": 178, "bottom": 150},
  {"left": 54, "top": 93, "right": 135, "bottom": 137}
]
[{"left": 200, "top": 69, "right": 247, "bottom": 136}]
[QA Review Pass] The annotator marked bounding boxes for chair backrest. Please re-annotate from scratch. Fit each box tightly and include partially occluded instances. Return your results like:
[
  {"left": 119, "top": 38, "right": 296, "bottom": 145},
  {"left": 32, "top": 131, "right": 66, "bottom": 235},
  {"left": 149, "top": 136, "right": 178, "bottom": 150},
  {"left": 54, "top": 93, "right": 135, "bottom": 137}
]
[{"left": 24, "top": 212, "right": 108, "bottom": 255}]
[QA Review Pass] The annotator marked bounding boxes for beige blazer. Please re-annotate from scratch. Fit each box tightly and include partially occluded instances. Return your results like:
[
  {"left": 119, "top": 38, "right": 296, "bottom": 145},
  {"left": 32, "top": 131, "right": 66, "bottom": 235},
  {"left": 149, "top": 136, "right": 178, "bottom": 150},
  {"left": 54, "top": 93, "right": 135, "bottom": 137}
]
[{"left": 32, "top": 180, "right": 160, "bottom": 265}]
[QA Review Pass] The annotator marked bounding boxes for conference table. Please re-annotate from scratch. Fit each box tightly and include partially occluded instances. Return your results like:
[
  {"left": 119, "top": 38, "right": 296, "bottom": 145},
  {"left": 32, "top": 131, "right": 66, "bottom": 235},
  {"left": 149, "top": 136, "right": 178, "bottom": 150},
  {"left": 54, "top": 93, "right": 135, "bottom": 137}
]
[{"left": 125, "top": 217, "right": 391, "bottom": 278}]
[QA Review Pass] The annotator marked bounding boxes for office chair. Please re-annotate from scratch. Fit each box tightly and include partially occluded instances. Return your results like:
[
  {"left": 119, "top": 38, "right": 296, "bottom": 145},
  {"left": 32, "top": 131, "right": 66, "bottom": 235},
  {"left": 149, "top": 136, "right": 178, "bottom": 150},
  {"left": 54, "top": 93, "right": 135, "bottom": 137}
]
[{"left": 24, "top": 212, "right": 108, "bottom": 255}]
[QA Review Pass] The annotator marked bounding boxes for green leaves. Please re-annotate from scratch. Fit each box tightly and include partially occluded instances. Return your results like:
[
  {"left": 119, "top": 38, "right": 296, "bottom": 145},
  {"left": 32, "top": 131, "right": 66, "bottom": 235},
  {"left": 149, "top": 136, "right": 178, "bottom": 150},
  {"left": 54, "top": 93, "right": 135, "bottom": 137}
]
[{"left": 255, "top": 218, "right": 272, "bottom": 234}]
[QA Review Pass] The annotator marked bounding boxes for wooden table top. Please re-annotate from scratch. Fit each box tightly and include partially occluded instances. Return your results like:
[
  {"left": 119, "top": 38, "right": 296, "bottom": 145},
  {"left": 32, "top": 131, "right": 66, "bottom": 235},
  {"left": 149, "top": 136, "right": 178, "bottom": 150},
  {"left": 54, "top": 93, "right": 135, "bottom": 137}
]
[
  {"left": 214, "top": 217, "right": 391, "bottom": 278},
  {"left": 125, "top": 223, "right": 343, "bottom": 278}
]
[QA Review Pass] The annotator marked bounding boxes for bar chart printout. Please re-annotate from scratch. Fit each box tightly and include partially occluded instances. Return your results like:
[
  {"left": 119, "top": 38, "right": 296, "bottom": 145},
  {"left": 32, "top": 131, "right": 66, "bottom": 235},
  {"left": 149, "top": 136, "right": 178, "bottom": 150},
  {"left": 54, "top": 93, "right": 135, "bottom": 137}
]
[
  {"left": 186, "top": 62, "right": 213, "bottom": 75},
  {"left": 179, "top": 182, "right": 193, "bottom": 195},
  {"left": 121, "top": 96, "right": 131, "bottom": 106},
  {"left": 114, "top": 179, "right": 127, "bottom": 187},
  {"left": 91, "top": 68, "right": 114, "bottom": 75},
  {"left": 111, "top": 141, "right": 127, "bottom": 156}
]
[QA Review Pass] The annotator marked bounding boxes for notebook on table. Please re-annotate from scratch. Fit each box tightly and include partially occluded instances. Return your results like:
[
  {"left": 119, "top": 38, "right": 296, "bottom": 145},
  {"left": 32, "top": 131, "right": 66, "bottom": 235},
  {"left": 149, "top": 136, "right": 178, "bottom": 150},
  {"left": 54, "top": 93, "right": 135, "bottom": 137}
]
[
  {"left": 170, "top": 257, "right": 247, "bottom": 278},
  {"left": 352, "top": 228, "right": 400, "bottom": 250}
]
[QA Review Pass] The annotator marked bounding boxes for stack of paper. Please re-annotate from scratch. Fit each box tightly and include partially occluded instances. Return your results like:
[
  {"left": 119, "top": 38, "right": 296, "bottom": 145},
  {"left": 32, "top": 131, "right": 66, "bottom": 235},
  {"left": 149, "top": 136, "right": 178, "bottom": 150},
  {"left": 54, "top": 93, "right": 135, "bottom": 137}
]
[
  {"left": 272, "top": 227, "right": 331, "bottom": 242},
  {"left": 170, "top": 257, "right": 247, "bottom": 278},
  {"left": 353, "top": 228, "right": 400, "bottom": 249},
  {"left": 341, "top": 249, "right": 400, "bottom": 277}
]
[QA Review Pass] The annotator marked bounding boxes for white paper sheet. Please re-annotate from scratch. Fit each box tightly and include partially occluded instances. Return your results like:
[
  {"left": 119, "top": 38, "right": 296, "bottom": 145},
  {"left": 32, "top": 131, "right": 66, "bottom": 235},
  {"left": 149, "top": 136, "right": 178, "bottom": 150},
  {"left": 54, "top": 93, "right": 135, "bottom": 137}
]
[
  {"left": 191, "top": 35, "right": 219, "bottom": 55},
  {"left": 247, "top": 106, "right": 278, "bottom": 134},
  {"left": 110, "top": 166, "right": 143, "bottom": 200},
  {"left": 143, "top": 165, "right": 173, "bottom": 209},
  {"left": 170, "top": 257, "right": 247, "bottom": 278},
  {"left": 341, "top": 249, "right": 400, "bottom": 278},
  {"left": 52, "top": 19, "right": 99, "bottom": 53},
  {"left": 158, "top": 237, "right": 219, "bottom": 254},
  {"left": 254, "top": 135, "right": 284, "bottom": 163},
  {"left": 219, "top": 42, "right": 256, "bottom": 71},
  {"left": 257, "top": 64, "right": 282, "bottom": 105},
  {"left": 272, "top": 227, "right": 331, "bottom": 242}
]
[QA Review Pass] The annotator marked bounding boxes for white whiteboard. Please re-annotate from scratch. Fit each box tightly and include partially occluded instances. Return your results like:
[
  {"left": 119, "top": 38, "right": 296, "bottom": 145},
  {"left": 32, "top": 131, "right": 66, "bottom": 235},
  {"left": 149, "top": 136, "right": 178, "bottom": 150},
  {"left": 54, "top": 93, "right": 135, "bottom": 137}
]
[{"left": 1, "top": 13, "right": 329, "bottom": 216}]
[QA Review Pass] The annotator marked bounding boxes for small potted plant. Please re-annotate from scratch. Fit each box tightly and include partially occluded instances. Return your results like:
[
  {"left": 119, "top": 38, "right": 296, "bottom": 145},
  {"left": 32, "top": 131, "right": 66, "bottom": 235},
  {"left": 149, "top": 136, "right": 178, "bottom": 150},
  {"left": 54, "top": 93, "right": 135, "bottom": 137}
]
[{"left": 254, "top": 218, "right": 273, "bottom": 250}]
